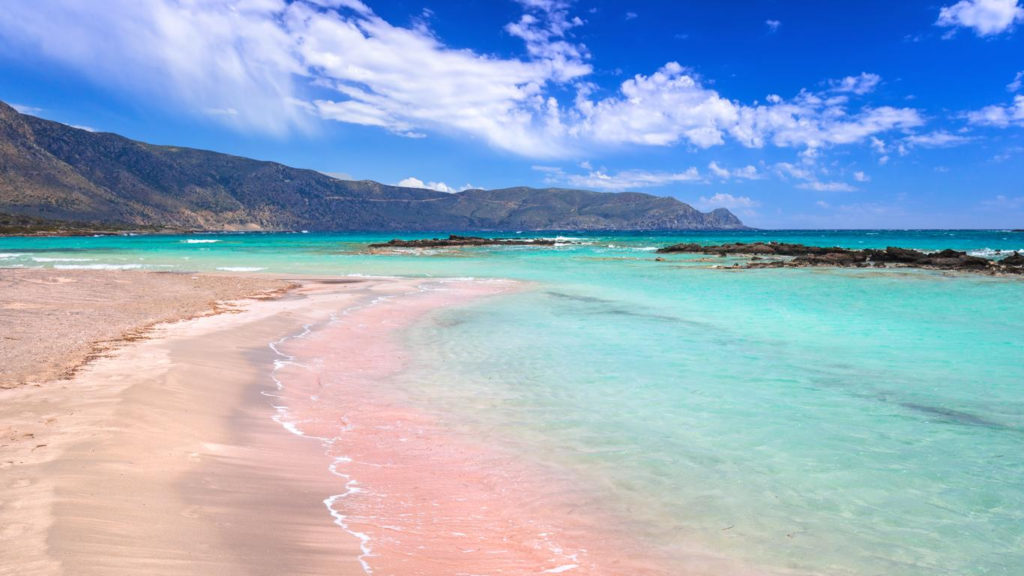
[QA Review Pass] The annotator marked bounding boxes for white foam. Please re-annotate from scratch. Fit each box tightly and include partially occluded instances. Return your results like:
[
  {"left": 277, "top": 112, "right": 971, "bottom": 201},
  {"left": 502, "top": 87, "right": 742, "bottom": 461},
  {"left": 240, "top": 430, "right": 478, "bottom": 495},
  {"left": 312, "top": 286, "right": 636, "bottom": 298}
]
[
  {"left": 53, "top": 263, "right": 145, "bottom": 270},
  {"left": 0, "top": 253, "right": 23, "bottom": 259},
  {"left": 31, "top": 257, "right": 95, "bottom": 262},
  {"left": 183, "top": 239, "right": 220, "bottom": 244},
  {"left": 216, "top": 266, "right": 266, "bottom": 272},
  {"left": 967, "top": 248, "right": 1022, "bottom": 258}
]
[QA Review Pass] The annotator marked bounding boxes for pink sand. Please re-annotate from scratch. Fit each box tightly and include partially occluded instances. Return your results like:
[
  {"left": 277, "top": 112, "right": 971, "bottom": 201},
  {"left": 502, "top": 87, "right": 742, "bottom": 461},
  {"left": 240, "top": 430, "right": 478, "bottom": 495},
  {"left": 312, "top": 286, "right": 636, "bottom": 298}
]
[{"left": 269, "top": 278, "right": 671, "bottom": 575}]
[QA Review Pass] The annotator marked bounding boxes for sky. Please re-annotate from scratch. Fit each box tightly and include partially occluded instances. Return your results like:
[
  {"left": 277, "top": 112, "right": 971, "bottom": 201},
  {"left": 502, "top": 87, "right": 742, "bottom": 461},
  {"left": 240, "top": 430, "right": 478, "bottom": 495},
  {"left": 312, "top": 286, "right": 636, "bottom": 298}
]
[{"left": 1, "top": 0, "right": 1022, "bottom": 229}]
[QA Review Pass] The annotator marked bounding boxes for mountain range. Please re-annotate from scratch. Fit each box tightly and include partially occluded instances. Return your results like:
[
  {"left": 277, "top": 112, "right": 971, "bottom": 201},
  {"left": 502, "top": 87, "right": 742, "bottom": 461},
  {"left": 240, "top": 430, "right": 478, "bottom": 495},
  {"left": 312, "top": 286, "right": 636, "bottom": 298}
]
[{"left": 0, "top": 101, "right": 745, "bottom": 232}]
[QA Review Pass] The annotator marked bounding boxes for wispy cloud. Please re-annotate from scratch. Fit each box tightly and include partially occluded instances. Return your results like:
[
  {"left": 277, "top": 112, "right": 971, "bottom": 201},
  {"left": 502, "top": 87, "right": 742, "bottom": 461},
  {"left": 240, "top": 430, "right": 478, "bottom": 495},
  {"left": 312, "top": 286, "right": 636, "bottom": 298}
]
[
  {"left": 0, "top": 1, "right": 924, "bottom": 160},
  {"left": 535, "top": 165, "right": 703, "bottom": 190},
  {"left": 707, "top": 161, "right": 763, "bottom": 180},
  {"left": 828, "top": 73, "right": 882, "bottom": 95},
  {"left": 695, "top": 193, "right": 760, "bottom": 209},
  {"left": 765, "top": 20, "right": 781, "bottom": 33},
  {"left": 903, "top": 131, "right": 973, "bottom": 147},
  {"left": 1008, "top": 71, "right": 1023, "bottom": 92},
  {"left": 797, "top": 181, "right": 858, "bottom": 192},
  {"left": 9, "top": 103, "right": 43, "bottom": 115}
]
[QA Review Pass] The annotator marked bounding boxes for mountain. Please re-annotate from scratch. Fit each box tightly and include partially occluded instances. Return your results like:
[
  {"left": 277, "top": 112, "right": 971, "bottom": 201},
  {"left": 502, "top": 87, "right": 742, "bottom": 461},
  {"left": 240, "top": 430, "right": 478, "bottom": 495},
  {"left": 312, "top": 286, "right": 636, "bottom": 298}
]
[{"left": 0, "top": 102, "right": 746, "bottom": 231}]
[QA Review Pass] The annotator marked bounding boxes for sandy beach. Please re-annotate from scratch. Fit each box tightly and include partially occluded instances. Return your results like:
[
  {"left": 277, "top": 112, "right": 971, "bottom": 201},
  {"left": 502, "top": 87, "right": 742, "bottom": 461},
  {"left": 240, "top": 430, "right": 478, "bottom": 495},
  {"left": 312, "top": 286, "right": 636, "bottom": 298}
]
[
  {"left": 1, "top": 269, "right": 694, "bottom": 575},
  {"left": 1, "top": 271, "right": 374, "bottom": 574}
]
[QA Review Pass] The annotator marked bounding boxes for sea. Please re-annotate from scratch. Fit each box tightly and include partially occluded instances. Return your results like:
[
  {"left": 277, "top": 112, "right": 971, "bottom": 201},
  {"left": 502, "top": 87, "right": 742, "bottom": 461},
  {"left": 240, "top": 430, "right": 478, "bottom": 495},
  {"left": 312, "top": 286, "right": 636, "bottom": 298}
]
[{"left": 2, "top": 229, "right": 1022, "bottom": 575}]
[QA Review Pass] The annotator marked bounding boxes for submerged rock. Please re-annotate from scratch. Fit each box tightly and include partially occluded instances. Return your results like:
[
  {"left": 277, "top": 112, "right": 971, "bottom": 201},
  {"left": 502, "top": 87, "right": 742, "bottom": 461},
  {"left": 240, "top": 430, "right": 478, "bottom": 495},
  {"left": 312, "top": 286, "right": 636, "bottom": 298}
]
[{"left": 656, "top": 241, "right": 1024, "bottom": 276}]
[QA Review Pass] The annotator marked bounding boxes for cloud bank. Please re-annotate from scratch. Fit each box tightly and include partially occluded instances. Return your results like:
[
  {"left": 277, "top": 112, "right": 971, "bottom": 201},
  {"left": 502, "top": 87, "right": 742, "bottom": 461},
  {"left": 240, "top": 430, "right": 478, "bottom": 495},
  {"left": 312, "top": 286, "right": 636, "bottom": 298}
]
[{"left": 0, "top": 0, "right": 924, "bottom": 159}]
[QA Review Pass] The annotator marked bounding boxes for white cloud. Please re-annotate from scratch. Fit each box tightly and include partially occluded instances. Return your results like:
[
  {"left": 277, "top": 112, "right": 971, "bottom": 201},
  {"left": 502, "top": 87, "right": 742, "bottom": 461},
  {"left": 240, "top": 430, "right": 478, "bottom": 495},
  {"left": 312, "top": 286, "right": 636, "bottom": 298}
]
[
  {"left": 729, "top": 89, "right": 922, "bottom": 150},
  {"left": 966, "top": 95, "right": 1024, "bottom": 127},
  {"left": 829, "top": 73, "right": 882, "bottom": 95},
  {"left": 765, "top": 20, "right": 781, "bottom": 33},
  {"left": 696, "top": 193, "right": 760, "bottom": 209},
  {"left": 797, "top": 181, "right": 858, "bottom": 192},
  {"left": 936, "top": 0, "right": 1024, "bottom": 36},
  {"left": 70, "top": 125, "right": 97, "bottom": 132},
  {"left": 707, "top": 161, "right": 762, "bottom": 180},
  {"left": 774, "top": 162, "right": 857, "bottom": 192},
  {"left": 1009, "top": 71, "right": 1023, "bottom": 92},
  {"left": 536, "top": 166, "right": 703, "bottom": 190},
  {"left": 10, "top": 103, "right": 43, "bottom": 115},
  {"left": 396, "top": 177, "right": 472, "bottom": 193},
  {"left": 0, "top": 2, "right": 925, "bottom": 159},
  {"left": 903, "top": 131, "right": 974, "bottom": 147},
  {"left": 853, "top": 171, "right": 870, "bottom": 182},
  {"left": 625, "top": 12, "right": 638, "bottom": 21}
]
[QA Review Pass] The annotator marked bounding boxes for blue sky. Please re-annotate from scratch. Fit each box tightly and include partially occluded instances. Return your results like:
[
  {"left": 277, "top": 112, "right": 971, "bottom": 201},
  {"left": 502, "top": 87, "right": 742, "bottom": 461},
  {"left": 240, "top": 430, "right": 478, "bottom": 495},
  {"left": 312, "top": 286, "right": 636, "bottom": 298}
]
[{"left": 1, "top": 0, "right": 1022, "bottom": 228}]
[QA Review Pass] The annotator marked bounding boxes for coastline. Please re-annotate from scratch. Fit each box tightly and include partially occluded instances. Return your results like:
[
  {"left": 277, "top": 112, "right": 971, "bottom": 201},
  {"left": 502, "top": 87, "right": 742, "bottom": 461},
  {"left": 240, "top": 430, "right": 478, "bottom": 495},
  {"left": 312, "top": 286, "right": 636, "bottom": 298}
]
[
  {"left": 1, "top": 273, "right": 372, "bottom": 574},
  {"left": 1, "top": 270, "right": 693, "bottom": 575}
]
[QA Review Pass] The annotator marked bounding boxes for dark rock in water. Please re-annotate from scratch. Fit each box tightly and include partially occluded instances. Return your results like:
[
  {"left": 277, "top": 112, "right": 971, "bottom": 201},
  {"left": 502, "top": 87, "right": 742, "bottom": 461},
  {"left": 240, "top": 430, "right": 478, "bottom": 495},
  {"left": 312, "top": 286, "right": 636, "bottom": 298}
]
[
  {"left": 369, "top": 235, "right": 558, "bottom": 248},
  {"left": 654, "top": 257, "right": 666, "bottom": 262},
  {"left": 1001, "top": 252, "right": 1024, "bottom": 267},
  {"left": 656, "top": 241, "right": 1024, "bottom": 276}
]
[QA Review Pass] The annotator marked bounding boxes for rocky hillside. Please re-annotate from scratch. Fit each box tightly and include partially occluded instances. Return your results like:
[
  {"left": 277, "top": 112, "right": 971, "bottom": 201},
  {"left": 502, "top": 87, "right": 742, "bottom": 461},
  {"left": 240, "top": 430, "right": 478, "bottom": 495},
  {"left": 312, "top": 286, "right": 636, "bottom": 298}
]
[{"left": 0, "top": 102, "right": 746, "bottom": 231}]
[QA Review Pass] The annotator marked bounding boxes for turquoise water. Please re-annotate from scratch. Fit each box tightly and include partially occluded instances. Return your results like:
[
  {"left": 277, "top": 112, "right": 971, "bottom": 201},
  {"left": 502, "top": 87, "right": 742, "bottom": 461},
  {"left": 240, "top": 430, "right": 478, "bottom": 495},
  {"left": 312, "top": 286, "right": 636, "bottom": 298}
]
[{"left": 2, "top": 230, "right": 1023, "bottom": 574}]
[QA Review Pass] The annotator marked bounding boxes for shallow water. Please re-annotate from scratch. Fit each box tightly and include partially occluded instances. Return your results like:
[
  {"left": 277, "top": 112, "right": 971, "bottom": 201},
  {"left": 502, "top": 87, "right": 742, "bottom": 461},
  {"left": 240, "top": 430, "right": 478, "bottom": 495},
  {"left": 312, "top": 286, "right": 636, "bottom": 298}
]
[{"left": 3, "top": 230, "right": 1023, "bottom": 574}]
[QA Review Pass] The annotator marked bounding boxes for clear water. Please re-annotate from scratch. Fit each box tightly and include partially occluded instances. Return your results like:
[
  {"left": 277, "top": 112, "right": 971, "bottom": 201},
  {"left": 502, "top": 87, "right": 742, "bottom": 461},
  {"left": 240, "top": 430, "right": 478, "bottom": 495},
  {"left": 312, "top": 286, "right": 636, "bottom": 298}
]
[{"left": 3, "top": 230, "right": 1022, "bottom": 575}]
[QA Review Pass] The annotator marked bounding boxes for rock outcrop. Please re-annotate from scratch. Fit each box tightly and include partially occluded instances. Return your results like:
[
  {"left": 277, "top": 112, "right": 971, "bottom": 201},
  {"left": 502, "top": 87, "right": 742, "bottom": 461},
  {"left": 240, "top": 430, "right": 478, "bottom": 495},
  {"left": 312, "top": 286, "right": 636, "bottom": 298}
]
[{"left": 657, "top": 242, "right": 1024, "bottom": 275}]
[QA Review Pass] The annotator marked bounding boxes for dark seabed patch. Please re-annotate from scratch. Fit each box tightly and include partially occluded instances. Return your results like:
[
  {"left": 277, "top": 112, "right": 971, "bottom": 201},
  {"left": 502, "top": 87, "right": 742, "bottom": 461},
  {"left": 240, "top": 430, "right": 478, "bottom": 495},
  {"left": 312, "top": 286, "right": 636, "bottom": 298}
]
[{"left": 545, "top": 291, "right": 713, "bottom": 328}]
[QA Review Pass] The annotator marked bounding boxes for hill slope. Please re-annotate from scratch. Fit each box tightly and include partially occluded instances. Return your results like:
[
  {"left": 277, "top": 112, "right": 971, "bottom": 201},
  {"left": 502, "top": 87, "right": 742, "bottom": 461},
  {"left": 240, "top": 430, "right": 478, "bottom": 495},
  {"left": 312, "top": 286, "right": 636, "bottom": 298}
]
[{"left": 0, "top": 102, "right": 746, "bottom": 231}]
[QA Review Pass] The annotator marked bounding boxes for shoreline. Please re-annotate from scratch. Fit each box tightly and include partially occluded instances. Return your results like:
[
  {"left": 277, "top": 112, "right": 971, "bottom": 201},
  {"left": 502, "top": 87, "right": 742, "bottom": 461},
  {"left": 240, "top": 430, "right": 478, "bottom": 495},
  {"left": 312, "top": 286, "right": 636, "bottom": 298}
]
[
  {"left": 1, "top": 270, "right": 715, "bottom": 574},
  {"left": 1, "top": 273, "right": 376, "bottom": 574}
]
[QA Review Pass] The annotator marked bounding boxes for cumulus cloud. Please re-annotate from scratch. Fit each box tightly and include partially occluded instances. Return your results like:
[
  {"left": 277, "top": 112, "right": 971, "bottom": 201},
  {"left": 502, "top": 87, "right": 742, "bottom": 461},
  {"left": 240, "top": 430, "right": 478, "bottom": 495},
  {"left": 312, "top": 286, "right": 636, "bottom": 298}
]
[
  {"left": 936, "top": 0, "right": 1024, "bottom": 36},
  {"left": 396, "top": 177, "right": 472, "bottom": 193},
  {"left": 853, "top": 171, "right": 870, "bottom": 182},
  {"left": 966, "top": 95, "right": 1024, "bottom": 127},
  {"left": 0, "top": 1, "right": 925, "bottom": 159},
  {"left": 765, "top": 20, "right": 781, "bottom": 33}
]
